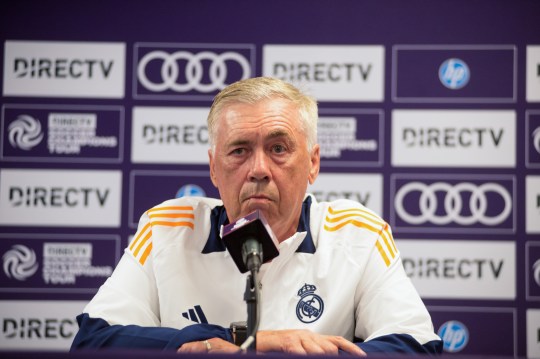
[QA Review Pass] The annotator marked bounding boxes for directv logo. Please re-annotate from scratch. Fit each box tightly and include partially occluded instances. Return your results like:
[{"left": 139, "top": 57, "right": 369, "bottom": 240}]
[
  {"left": 439, "top": 58, "right": 470, "bottom": 90},
  {"left": 438, "top": 320, "right": 469, "bottom": 352}
]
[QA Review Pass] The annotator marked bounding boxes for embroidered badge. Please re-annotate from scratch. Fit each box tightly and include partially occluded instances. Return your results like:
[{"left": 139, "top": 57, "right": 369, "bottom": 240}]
[{"left": 296, "top": 283, "right": 324, "bottom": 323}]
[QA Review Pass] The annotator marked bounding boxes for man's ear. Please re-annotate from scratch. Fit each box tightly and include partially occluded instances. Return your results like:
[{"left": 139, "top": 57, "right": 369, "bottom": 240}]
[
  {"left": 308, "top": 144, "right": 320, "bottom": 185},
  {"left": 208, "top": 149, "right": 218, "bottom": 188}
]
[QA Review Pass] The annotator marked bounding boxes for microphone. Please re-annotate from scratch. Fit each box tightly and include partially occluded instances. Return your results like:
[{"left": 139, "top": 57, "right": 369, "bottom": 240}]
[
  {"left": 242, "top": 239, "right": 263, "bottom": 272},
  {"left": 222, "top": 210, "right": 280, "bottom": 273}
]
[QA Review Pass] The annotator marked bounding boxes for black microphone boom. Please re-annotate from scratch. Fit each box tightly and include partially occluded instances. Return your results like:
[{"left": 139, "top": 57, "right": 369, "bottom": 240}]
[
  {"left": 222, "top": 210, "right": 280, "bottom": 273},
  {"left": 222, "top": 210, "right": 278, "bottom": 352}
]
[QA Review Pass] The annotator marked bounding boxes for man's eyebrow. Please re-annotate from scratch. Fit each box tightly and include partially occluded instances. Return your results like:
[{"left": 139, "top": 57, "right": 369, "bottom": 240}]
[
  {"left": 228, "top": 130, "right": 291, "bottom": 146},
  {"left": 227, "top": 139, "right": 251, "bottom": 148},
  {"left": 266, "top": 129, "right": 291, "bottom": 140}
]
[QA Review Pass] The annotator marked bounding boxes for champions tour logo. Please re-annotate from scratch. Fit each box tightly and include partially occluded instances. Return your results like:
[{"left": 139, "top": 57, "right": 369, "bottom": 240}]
[
  {"left": 7, "top": 112, "right": 118, "bottom": 155},
  {"left": 2, "top": 243, "right": 113, "bottom": 285},
  {"left": 8, "top": 115, "right": 44, "bottom": 151},
  {"left": 3, "top": 245, "right": 39, "bottom": 281}
]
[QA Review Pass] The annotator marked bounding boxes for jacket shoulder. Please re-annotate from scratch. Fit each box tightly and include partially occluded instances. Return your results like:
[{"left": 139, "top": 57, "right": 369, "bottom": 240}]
[{"left": 312, "top": 197, "right": 387, "bottom": 235}]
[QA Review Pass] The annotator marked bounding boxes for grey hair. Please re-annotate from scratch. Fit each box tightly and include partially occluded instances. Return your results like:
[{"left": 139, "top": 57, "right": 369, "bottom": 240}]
[{"left": 207, "top": 77, "right": 318, "bottom": 153}]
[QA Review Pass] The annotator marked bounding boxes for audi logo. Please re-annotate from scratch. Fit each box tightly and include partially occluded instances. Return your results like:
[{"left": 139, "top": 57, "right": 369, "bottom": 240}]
[
  {"left": 137, "top": 50, "right": 251, "bottom": 93},
  {"left": 394, "top": 182, "right": 512, "bottom": 226}
]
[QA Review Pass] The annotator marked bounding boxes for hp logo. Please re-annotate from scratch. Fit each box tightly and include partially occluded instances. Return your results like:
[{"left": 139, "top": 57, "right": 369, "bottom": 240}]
[
  {"left": 534, "top": 259, "right": 540, "bottom": 287},
  {"left": 533, "top": 127, "right": 540, "bottom": 155},
  {"left": 439, "top": 58, "right": 470, "bottom": 90},
  {"left": 176, "top": 184, "right": 206, "bottom": 198},
  {"left": 438, "top": 320, "right": 469, "bottom": 352}
]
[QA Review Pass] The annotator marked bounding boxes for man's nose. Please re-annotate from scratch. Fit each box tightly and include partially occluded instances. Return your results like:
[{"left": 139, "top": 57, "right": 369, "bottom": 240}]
[{"left": 248, "top": 149, "right": 271, "bottom": 182}]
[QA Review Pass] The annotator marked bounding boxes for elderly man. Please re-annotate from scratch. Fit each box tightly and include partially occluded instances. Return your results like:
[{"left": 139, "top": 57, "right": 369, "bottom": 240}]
[{"left": 71, "top": 77, "right": 442, "bottom": 355}]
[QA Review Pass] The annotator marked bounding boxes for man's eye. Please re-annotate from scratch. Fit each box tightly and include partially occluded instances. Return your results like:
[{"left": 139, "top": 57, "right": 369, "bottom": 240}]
[
  {"left": 231, "top": 148, "right": 245, "bottom": 155},
  {"left": 272, "top": 144, "right": 287, "bottom": 153}
]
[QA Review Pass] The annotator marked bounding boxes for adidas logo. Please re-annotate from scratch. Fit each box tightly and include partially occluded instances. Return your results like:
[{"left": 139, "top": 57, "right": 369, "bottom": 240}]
[{"left": 181, "top": 305, "right": 208, "bottom": 324}]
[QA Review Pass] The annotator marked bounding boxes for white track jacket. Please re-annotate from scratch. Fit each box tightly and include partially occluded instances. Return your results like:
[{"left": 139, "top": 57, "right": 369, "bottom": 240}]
[{"left": 71, "top": 195, "right": 442, "bottom": 354}]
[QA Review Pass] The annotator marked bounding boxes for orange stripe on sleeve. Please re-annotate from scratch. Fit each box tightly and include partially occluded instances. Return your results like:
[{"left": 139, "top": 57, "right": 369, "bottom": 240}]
[
  {"left": 380, "top": 230, "right": 396, "bottom": 259},
  {"left": 150, "top": 221, "right": 195, "bottom": 229},
  {"left": 148, "top": 213, "right": 195, "bottom": 219},
  {"left": 139, "top": 242, "right": 153, "bottom": 266},
  {"left": 328, "top": 206, "right": 382, "bottom": 220},
  {"left": 325, "top": 207, "right": 397, "bottom": 267},
  {"left": 147, "top": 206, "right": 193, "bottom": 213},
  {"left": 325, "top": 213, "right": 357, "bottom": 223},
  {"left": 386, "top": 229, "right": 398, "bottom": 253},
  {"left": 375, "top": 240, "right": 391, "bottom": 267},
  {"left": 327, "top": 207, "right": 385, "bottom": 227},
  {"left": 385, "top": 225, "right": 398, "bottom": 253},
  {"left": 133, "top": 230, "right": 152, "bottom": 257},
  {"left": 129, "top": 222, "right": 151, "bottom": 251},
  {"left": 324, "top": 219, "right": 380, "bottom": 233}
]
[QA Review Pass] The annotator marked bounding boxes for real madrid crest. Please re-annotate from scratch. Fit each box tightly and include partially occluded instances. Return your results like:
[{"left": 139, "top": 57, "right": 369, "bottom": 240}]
[{"left": 296, "top": 283, "right": 324, "bottom": 323}]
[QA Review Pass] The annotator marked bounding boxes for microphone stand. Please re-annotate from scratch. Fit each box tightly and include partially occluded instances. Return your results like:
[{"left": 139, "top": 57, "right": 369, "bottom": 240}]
[
  {"left": 241, "top": 269, "right": 259, "bottom": 351},
  {"left": 239, "top": 240, "right": 262, "bottom": 352}
]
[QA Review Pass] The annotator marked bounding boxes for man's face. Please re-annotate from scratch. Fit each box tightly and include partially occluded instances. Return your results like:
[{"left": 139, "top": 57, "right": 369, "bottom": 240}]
[{"left": 208, "top": 98, "right": 320, "bottom": 242}]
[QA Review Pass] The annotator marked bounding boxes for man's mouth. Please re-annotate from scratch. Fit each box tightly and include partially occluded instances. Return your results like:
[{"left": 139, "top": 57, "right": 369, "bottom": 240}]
[{"left": 246, "top": 194, "right": 271, "bottom": 201}]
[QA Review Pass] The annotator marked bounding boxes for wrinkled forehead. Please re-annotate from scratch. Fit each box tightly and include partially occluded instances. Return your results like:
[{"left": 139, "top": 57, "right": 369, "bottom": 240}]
[
  {"left": 209, "top": 97, "right": 308, "bottom": 152},
  {"left": 217, "top": 98, "right": 302, "bottom": 128}
]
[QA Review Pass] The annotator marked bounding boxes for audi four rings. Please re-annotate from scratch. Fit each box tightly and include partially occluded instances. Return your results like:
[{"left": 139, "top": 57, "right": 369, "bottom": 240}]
[
  {"left": 137, "top": 50, "right": 251, "bottom": 93},
  {"left": 394, "top": 182, "right": 512, "bottom": 226}
]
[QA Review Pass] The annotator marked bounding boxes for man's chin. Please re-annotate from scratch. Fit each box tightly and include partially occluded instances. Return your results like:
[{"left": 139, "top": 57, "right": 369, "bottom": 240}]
[{"left": 237, "top": 205, "right": 273, "bottom": 223}]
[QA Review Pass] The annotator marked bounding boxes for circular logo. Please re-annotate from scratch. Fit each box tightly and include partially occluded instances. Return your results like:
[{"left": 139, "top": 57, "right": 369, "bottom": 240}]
[
  {"left": 8, "top": 115, "right": 44, "bottom": 150},
  {"left": 439, "top": 58, "right": 470, "bottom": 90},
  {"left": 176, "top": 184, "right": 206, "bottom": 198},
  {"left": 394, "top": 181, "right": 512, "bottom": 226},
  {"left": 296, "top": 293, "right": 324, "bottom": 323},
  {"left": 137, "top": 50, "right": 251, "bottom": 93},
  {"left": 438, "top": 320, "right": 469, "bottom": 352},
  {"left": 532, "top": 127, "right": 540, "bottom": 155},
  {"left": 533, "top": 259, "right": 540, "bottom": 287},
  {"left": 3, "top": 245, "right": 39, "bottom": 281}
]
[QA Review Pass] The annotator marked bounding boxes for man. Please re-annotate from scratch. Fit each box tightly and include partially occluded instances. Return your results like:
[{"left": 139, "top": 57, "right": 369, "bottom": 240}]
[{"left": 71, "top": 77, "right": 442, "bottom": 355}]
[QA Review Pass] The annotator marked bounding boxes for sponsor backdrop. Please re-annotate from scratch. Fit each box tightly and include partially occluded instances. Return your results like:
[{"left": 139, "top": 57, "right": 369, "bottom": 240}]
[{"left": 0, "top": 0, "right": 539, "bottom": 356}]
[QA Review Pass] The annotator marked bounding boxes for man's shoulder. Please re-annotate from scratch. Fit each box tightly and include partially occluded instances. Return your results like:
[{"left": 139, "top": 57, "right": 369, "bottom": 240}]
[
  {"left": 145, "top": 196, "right": 224, "bottom": 231},
  {"left": 309, "top": 195, "right": 383, "bottom": 221},
  {"left": 150, "top": 196, "right": 223, "bottom": 212},
  {"left": 308, "top": 195, "right": 388, "bottom": 236},
  {"left": 144, "top": 197, "right": 223, "bottom": 247}
]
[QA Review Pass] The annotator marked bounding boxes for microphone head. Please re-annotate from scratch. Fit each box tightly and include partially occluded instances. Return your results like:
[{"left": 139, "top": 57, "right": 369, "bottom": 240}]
[{"left": 222, "top": 210, "right": 280, "bottom": 273}]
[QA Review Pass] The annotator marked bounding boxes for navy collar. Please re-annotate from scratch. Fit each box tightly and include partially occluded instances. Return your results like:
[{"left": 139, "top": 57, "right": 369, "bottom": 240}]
[{"left": 202, "top": 196, "right": 316, "bottom": 254}]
